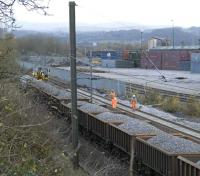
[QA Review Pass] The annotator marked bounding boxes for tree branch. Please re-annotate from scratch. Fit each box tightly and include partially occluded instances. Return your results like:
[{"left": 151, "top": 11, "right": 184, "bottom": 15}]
[
  {"left": 0, "top": 0, "right": 50, "bottom": 28},
  {"left": 17, "top": 118, "right": 52, "bottom": 128}
]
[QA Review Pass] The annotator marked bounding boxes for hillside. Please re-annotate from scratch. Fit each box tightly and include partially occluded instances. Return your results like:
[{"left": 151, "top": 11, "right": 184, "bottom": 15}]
[{"left": 14, "top": 27, "right": 200, "bottom": 45}]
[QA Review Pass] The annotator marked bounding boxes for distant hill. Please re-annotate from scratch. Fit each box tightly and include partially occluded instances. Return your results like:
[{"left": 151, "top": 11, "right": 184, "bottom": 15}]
[{"left": 14, "top": 27, "right": 200, "bottom": 45}]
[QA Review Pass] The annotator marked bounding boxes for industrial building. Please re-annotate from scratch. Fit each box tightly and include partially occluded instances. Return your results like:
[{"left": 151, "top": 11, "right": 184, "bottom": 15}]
[
  {"left": 87, "top": 50, "right": 141, "bottom": 68},
  {"left": 141, "top": 46, "right": 200, "bottom": 71},
  {"left": 141, "top": 37, "right": 200, "bottom": 71},
  {"left": 87, "top": 50, "right": 121, "bottom": 68},
  {"left": 148, "top": 37, "right": 170, "bottom": 50},
  {"left": 87, "top": 50, "right": 121, "bottom": 60},
  {"left": 87, "top": 38, "right": 200, "bottom": 72}
]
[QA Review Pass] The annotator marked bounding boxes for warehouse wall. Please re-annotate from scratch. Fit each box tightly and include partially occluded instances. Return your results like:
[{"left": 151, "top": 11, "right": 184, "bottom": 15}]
[{"left": 140, "top": 50, "right": 192, "bottom": 71}]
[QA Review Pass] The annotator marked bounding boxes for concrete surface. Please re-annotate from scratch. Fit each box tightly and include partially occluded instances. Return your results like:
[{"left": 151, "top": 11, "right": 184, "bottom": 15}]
[{"left": 91, "top": 68, "right": 200, "bottom": 96}]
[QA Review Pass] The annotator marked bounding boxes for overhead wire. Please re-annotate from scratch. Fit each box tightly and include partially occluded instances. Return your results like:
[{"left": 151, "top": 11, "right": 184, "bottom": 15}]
[
  {"left": 66, "top": 3, "right": 200, "bottom": 98},
  {"left": 97, "top": 68, "right": 200, "bottom": 92},
  {"left": 142, "top": 50, "right": 167, "bottom": 82},
  {"left": 77, "top": 3, "right": 143, "bottom": 30}
]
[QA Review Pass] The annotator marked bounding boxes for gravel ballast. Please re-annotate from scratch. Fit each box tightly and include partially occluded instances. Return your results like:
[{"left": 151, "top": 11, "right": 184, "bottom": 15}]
[
  {"left": 79, "top": 103, "right": 110, "bottom": 114},
  {"left": 118, "top": 119, "right": 162, "bottom": 135},
  {"left": 32, "top": 79, "right": 87, "bottom": 100},
  {"left": 147, "top": 133, "right": 200, "bottom": 154},
  {"left": 96, "top": 112, "right": 131, "bottom": 122},
  {"left": 32, "top": 79, "right": 60, "bottom": 96},
  {"left": 55, "top": 90, "right": 71, "bottom": 99},
  {"left": 67, "top": 101, "right": 87, "bottom": 108}
]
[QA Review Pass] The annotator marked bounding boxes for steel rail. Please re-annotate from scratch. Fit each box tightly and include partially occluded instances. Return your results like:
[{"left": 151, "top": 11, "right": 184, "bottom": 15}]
[
  {"left": 34, "top": 77, "right": 200, "bottom": 141},
  {"left": 76, "top": 89, "right": 200, "bottom": 141}
]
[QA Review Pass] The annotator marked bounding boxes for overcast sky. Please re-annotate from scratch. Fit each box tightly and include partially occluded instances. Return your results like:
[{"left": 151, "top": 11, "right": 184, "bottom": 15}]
[{"left": 14, "top": 0, "right": 200, "bottom": 29}]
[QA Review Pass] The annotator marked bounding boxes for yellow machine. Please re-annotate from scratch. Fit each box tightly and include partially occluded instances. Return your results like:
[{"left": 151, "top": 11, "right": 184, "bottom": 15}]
[
  {"left": 91, "top": 58, "right": 102, "bottom": 65},
  {"left": 32, "top": 67, "right": 48, "bottom": 81}
]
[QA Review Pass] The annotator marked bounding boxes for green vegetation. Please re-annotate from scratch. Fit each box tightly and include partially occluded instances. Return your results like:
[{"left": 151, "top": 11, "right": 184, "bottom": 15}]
[
  {"left": 16, "top": 35, "right": 68, "bottom": 56},
  {"left": 184, "top": 96, "right": 200, "bottom": 117},
  {"left": 144, "top": 89, "right": 163, "bottom": 105},
  {"left": 162, "top": 96, "right": 181, "bottom": 113},
  {"left": 15, "top": 33, "right": 146, "bottom": 58},
  {"left": 0, "top": 32, "right": 87, "bottom": 175},
  {"left": 0, "top": 33, "right": 19, "bottom": 79},
  {"left": 0, "top": 81, "right": 87, "bottom": 176},
  {"left": 128, "top": 89, "right": 200, "bottom": 117},
  {"left": 0, "top": 90, "right": 86, "bottom": 173},
  {"left": 89, "top": 42, "right": 145, "bottom": 51}
]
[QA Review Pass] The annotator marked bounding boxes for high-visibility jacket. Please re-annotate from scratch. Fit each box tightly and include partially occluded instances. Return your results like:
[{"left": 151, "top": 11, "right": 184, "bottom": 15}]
[
  {"left": 112, "top": 97, "right": 118, "bottom": 108},
  {"left": 131, "top": 99, "right": 137, "bottom": 109}
]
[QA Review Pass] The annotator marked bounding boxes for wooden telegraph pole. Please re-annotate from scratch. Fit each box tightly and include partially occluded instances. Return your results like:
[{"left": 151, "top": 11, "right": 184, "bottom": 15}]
[{"left": 69, "top": 1, "right": 79, "bottom": 168}]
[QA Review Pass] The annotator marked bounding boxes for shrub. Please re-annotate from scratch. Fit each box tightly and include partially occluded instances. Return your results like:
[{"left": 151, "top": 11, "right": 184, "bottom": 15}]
[
  {"left": 184, "top": 97, "right": 200, "bottom": 117},
  {"left": 144, "top": 89, "right": 162, "bottom": 105},
  {"left": 162, "top": 96, "right": 180, "bottom": 113}
]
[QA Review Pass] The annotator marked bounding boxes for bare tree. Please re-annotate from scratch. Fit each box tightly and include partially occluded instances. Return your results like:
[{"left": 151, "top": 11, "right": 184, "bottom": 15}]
[{"left": 0, "top": 0, "right": 50, "bottom": 27}]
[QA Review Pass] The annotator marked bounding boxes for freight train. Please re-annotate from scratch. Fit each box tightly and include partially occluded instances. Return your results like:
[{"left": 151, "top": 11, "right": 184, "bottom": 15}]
[{"left": 21, "top": 76, "right": 200, "bottom": 176}]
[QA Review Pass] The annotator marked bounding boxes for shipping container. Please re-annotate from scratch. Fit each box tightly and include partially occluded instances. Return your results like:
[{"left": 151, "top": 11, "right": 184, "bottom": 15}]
[
  {"left": 141, "top": 49, "right": 196, "bottom": 70},
  {"left": 178, "top": 50, "right": 191, "bottom": 61},
  {"left": 191, "top": 53, "right": 200, "bottom": 73},
  {"left": 123, "top": 50, "right": 129, "bottom": 60},
  {"left": 179, "top": 60, "right": 191, "bottom": 71},
  {"left": 129, "top": 51, "right": 141, "bottom": 61},
  {"left": 115, "top": 60, "right": 135, "bottom": 68}
]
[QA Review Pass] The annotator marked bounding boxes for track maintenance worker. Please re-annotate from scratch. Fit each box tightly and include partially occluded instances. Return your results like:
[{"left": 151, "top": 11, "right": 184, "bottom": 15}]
[
  {"left": 110, "top": 90, "right": 118, "bottom": 109},
  {"left": 131, "top": 95, "right": 137, "bottom": 110},
  {"left": 112, "top": 96, "right": 118, "bottom": 109}
]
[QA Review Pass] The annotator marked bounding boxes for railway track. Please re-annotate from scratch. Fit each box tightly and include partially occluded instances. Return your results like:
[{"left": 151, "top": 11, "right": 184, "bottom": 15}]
[
  {"left": 49, "top": 77, "right": 200, "bottom": 141},
  {"left": 77, "top": 89, "right": 200, "bottom": 140},
  {"left": 23, "top": 75, "right": 200, "bottom": 176},
  {"left": 125, "top": 82, "right": 200, "bottom": 102},
  {"left": 78, "top": 67, "right": 200, "bottom": 102}
]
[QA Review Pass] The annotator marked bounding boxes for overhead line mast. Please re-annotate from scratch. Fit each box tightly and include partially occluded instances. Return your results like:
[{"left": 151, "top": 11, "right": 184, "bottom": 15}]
[{"left": 69, "top": 1, "right": 79, "bottom": 168}]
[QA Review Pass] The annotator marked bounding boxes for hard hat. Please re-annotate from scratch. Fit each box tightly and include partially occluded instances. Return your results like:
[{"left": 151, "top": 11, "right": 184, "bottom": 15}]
[{"left": 132, "top": 95, "right": 136, "bottom": 98}]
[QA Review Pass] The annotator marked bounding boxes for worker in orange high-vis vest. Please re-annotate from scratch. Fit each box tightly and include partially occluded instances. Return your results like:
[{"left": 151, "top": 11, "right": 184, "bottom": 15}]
[
  {"left": 112, "top": 96, "right": 118, "bottom": 108},
  {"left": 110, "top": 90, "right": 118, "bottom": 108},
  {"left": 131, "top": 95, "right": 137, "bottom": 110}
]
